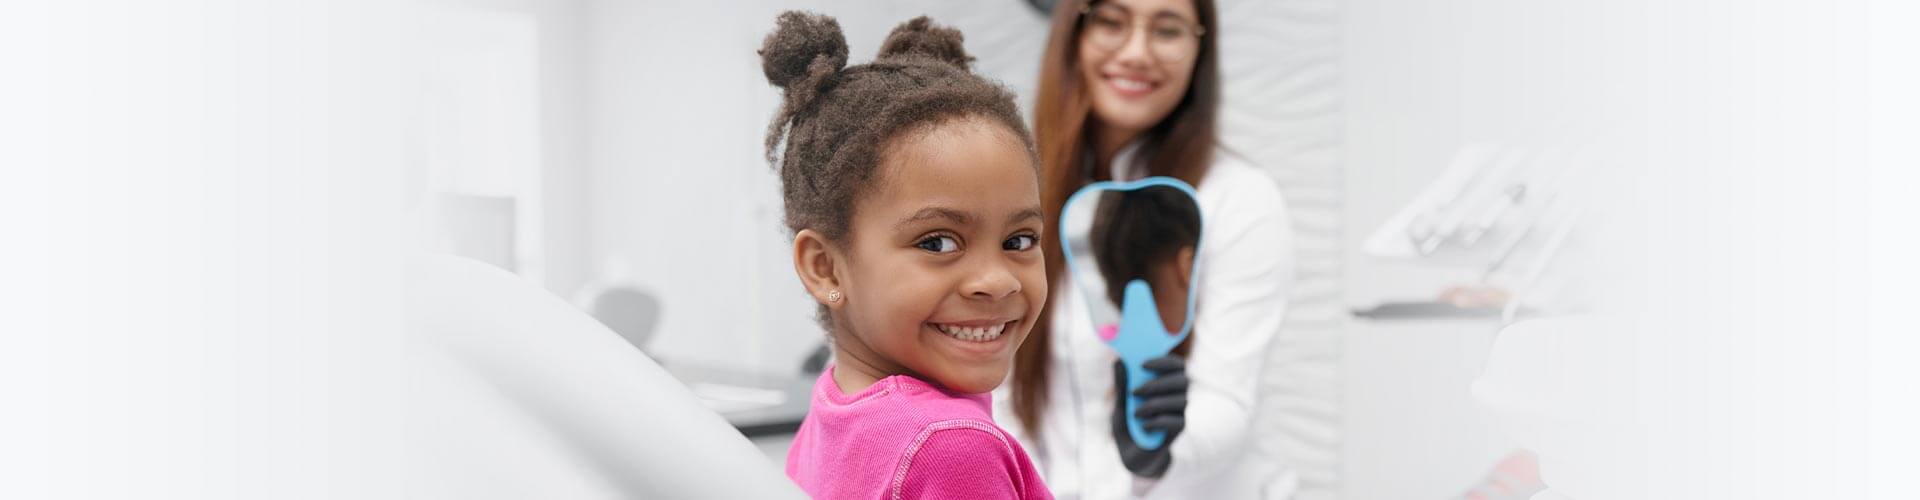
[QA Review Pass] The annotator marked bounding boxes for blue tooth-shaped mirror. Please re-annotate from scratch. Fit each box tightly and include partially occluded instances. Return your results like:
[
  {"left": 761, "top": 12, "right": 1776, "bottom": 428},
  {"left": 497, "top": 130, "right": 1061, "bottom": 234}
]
[{"left": 1059, "top": 177, "right": 1203, "bottom": 450}]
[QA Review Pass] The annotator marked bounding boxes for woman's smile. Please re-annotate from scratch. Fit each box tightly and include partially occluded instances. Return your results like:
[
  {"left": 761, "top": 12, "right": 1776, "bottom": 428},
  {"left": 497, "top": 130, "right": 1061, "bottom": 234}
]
[{"left": 1102, "top": 71, "right": 1161, "bottom": 99}]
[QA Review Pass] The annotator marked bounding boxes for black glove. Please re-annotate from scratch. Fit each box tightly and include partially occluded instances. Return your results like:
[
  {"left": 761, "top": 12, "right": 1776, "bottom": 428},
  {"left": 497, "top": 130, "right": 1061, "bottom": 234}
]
[{"left": 1110, "top": 355, "right": 1189, "bottom": 478}]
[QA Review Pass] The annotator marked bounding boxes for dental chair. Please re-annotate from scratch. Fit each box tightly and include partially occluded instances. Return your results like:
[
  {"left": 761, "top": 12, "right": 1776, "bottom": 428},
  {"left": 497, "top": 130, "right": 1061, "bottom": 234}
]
[{"left": 406, "top": 253, "right": 804, "bottom": 499}]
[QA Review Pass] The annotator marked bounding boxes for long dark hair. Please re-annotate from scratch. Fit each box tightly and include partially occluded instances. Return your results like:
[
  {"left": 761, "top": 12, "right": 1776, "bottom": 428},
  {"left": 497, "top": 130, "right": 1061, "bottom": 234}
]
[{"left": 1012, "top": 0, "right": 1221, "bottom": 439}]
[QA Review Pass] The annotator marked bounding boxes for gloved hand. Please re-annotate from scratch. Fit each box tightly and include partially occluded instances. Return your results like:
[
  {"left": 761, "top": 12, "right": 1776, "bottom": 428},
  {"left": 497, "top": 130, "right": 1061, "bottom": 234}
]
[{"left": 1110, "top": 355, "right": 1188, "bottom": 478}]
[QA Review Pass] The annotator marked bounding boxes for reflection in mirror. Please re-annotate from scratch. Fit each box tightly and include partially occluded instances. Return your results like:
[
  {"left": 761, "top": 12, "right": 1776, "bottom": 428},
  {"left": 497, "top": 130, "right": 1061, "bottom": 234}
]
[
  {"left": 1059, "top": 177, "right": 1204, "bottom": 450},
  {"left": 1062, "top": 180, "right": 1205, "bottom": 339},
  {"left": 1089, "top": 186, "right": 1202, "bottom": 336}
]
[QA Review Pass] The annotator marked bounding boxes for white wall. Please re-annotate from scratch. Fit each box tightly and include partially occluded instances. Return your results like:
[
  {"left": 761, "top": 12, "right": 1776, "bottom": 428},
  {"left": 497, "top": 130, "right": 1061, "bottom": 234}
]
[
  {"left": 1211, "top": 1, "right": 1349, "bottom": 498},
  {"left": 525, "top": 0, "right": 592, "bottom": 297},
  {"left": 1341, "top": 0, "right": 1630, "bottom": 304},
  {"left": 414, "top": 0, "right": 592, "bottom": 296},
  {"left": 1338, "top": 1, "right": 1640, "bottom": 498}
]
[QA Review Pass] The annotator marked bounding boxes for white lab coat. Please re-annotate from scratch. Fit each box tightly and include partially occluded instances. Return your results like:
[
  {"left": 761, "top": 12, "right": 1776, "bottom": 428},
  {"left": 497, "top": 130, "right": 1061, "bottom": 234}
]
[{"left": 994, "top": 144, "right": 1296, "bottom": 499}]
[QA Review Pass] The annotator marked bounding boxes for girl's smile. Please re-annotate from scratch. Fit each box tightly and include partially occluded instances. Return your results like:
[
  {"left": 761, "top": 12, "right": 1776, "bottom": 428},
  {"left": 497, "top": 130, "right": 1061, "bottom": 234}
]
[
  {"left": 926, "top": 318, "right": 1020, "bottom": 360},
  {"left": 929, "top": 318, "right": 1016, "bottom": 342}
]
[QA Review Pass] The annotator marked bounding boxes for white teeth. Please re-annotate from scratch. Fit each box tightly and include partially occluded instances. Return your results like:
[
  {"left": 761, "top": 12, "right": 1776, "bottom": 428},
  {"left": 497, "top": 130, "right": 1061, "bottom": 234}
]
[
  {"left": 933, "top": 322, "right": 1007, "bottom": 342},
  {"left": 1111, "top": 77, "right": 1151, "bottom": 92}
]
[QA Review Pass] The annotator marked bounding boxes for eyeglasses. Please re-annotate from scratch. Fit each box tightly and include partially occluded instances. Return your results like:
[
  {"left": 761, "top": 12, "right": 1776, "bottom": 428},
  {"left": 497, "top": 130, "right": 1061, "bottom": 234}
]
[{"left": 1078, "top": 0, "right": 1206, "bottom": 63}]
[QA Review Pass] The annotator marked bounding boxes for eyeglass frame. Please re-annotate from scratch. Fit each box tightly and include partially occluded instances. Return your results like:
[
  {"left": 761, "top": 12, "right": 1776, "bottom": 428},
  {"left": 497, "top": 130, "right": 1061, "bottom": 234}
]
[{"left": 1075, "top": 0, "right": 1208, "bottom": 61}]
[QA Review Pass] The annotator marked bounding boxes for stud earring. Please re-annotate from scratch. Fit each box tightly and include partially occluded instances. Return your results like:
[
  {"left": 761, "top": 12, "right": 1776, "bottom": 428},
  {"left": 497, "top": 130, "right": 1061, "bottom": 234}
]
[{"left": 826, "top": 290, "right": 843, "bottom": 303}]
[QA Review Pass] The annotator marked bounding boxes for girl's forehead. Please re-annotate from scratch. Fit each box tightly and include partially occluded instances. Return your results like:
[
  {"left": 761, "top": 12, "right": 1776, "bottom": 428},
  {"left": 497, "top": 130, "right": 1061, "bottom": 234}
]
[
  {"left": 874, "top": 121, "right": 1034, "bottom": 186},
  {"left": 859, "top": 123, "right": 1040, "bottom": 218},
  {"left": 885, "top": 117, "right": 1028, "bottom": 161}
]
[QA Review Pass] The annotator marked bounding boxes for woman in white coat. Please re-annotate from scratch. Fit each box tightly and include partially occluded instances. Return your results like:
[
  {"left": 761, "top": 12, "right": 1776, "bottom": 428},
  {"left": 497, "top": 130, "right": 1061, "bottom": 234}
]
[{"left": 994, "top": 0, "right": 1295, "bottom": 498}]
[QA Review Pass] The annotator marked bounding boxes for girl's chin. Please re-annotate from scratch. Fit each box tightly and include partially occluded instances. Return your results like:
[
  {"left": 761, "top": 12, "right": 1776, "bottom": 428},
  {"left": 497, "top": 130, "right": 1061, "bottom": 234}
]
[
  {"left": 935, "top": 376, "right": 1004, "bottom": 394},
  {"left": 924, "top": 365, "right": 1011, "bottom": 394}
]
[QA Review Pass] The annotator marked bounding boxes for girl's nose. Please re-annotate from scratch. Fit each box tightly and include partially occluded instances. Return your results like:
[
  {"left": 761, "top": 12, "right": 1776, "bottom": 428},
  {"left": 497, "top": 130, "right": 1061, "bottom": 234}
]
[{"left": 962, "top": 261, "right": 1021, "bottom": 301}]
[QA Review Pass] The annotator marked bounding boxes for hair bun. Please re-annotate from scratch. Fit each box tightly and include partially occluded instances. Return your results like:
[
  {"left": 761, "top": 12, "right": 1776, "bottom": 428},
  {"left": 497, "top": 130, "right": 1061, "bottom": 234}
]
[
  {"left": 760, "top": 11, "right": 849, "bottom": 89},
  {"left": 876, "top": 16, "right": 974, "bottom": 70}
]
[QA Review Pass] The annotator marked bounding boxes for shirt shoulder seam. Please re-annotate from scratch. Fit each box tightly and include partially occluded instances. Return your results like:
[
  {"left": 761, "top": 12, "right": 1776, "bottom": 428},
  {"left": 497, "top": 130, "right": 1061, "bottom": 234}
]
[{"left": 889, "top": 419, "right": 1017, "bottom": 500}]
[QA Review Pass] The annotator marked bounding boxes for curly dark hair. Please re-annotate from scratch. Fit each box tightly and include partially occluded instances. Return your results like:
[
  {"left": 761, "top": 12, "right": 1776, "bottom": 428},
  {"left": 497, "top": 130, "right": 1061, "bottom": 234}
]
[{"left": 759, "top": 12, "right": 1037, "bottom": 244}]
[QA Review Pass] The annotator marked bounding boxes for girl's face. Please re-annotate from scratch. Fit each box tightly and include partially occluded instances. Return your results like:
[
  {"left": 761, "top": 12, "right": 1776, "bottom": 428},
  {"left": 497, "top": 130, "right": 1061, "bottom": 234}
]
[
  {"left": 1077, "top": 0, "right": 1202, "bottom": 138},
  {"left": 833, "top": 117, "right": 1047, "bottom": 394}
]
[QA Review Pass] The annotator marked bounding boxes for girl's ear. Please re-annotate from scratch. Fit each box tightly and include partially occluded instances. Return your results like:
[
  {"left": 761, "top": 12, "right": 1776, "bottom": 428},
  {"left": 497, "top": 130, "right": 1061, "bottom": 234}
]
[{"left": 793, "top": 229, "right": 848, "bottom": 308}]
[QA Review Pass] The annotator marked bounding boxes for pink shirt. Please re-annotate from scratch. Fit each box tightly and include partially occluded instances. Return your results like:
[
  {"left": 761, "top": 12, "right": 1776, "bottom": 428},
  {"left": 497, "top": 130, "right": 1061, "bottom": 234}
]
[{"left": 786, "top": 366, "right": 1051, "bottom": 500}]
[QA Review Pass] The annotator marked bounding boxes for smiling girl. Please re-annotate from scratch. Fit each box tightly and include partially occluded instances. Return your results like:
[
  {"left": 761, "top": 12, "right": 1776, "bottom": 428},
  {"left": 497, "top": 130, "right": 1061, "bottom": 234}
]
[{"left": 759, "top": 12, "right": 1053, "bottom": 499}]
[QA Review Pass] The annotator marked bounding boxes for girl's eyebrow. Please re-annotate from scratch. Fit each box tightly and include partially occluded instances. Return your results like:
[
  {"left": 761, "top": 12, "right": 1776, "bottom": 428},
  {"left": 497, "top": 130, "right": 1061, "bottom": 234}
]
[
  {"left": 895, "top": 207, "right": 1043, "bottom": 230},
  {"left": 897, "top": 207, "right": 973, "bottom": 229},
  {"left": 1008, "top": 207, "right": 1044, "bottom": 225}
]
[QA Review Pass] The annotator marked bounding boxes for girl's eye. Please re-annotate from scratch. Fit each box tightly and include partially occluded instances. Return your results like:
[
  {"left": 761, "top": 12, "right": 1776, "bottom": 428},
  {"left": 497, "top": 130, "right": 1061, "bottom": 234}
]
[
  {"left": 1004, "top": 234, "right": 1038, "bottom": 252},
  {"left": 917, "top": 235, "right": 960, "bottom": 254}
]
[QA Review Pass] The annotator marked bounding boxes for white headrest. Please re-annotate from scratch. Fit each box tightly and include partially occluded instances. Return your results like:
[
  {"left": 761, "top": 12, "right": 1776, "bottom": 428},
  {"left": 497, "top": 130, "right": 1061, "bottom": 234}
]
[{"left": 405, "top": 253, "right": 804, "bottom": 499}]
